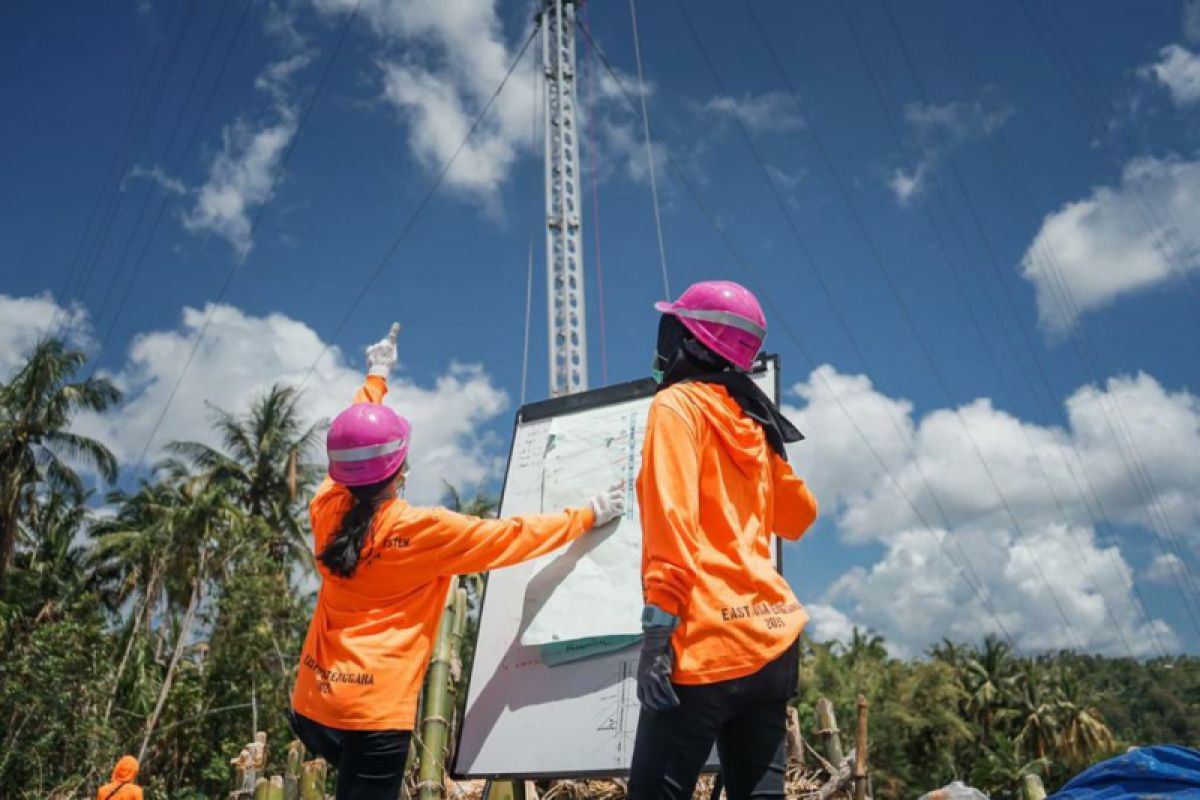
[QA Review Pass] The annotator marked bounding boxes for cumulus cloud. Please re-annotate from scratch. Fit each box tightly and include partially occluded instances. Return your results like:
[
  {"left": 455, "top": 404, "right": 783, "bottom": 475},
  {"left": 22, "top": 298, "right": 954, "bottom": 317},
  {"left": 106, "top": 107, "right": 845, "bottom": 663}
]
[
  {"left": 824, "top": 526, "right": 1177, "bottom": 657},
  {"left": 0, "top": 294, "right": 509, "bottom": 505},
  {"left": 312, "top": 0, "right": 540, "bottom": 206},
  {"left": 0, "top": 293, "right": 90, "bottom": 379},
  {"left": 1141, "top": 44, "right": 1200, "bottom": 107},
  {"left": 702, "top": 91, "right": 805, "bottom": 133},
  {"left": 183, "top": 19, "right": 314, "bottom": 255},
  {"left": 1019, "top": 155, "right": 1200, "bottom": 333},
  {"left": 1145, "top": 552, "right": 1190, "bottom": 586},
  {"left": 783, "top": 365, "right": 1197, "bottom": 654},
  {"left": 314, "top": 0, "right": 661, "bottom": 205},
  {"left": 886, "top": 94, "right": 1011, "bottom": 205}
]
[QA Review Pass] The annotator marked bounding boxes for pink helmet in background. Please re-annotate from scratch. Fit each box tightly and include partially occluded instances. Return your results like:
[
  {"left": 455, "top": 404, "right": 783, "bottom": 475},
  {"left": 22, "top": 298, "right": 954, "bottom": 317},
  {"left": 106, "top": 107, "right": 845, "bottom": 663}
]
[
  {"left": 655, "top": 280, "right": 766, "bottom": 371},
  {"left": 326, "top": 403, "right": 411, "bottom": 486}
]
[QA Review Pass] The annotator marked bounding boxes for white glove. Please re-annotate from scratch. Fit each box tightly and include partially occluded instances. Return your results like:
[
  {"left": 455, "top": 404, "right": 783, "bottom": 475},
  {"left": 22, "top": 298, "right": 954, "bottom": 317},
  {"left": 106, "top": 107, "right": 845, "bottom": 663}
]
[
  {"left": 588, "top": 484, "right": 626, "bottom": 527},
  {"left": 366, "top": 322, "right": 400, "bottom": 377}
]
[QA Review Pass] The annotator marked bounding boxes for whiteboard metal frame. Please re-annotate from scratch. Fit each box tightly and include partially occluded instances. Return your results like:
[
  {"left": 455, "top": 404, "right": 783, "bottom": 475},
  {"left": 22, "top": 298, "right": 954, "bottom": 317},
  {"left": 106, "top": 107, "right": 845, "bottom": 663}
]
[{"left": 452, "top": 355, "right": 782, "bottom": 780}]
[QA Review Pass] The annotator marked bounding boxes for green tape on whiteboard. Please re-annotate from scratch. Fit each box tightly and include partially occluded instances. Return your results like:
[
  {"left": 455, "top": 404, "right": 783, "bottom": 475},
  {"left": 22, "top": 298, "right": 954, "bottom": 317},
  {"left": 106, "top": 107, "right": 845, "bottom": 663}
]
[{"left": 539, "top": 635, "right": 641, "bottom": 666}]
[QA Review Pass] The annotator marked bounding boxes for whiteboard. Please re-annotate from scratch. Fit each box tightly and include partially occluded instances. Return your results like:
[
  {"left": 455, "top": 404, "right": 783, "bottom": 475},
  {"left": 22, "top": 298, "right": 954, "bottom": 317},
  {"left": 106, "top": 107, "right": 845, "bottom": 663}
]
[{"left": 454, "top": 358, "right": 780, "bottom": 779}]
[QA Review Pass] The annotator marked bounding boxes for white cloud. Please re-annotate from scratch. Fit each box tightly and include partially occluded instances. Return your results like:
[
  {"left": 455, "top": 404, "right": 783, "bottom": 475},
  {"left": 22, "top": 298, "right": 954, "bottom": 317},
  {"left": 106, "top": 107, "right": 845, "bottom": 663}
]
[
  {"left": 313, "top": 0, "right": 540, "bottom": 205},
  {"left": 888, "top": 164, "right": 925, "bottom": 207},
  {"left": 1141, "top": 45, "right": 1200, "bottom": 107},
  {"left": 886, "top": 94, "right": 1011, "bottom": 206},
  {"left": 126, "top": 164, "right": 187, "bottom": 196},
  {"left": 0, "top": 293, "right": 90, "bottom": 380},
  {"left": 1145, "top": 552, "right": 1190, "bottom": 585},
  {"left": 1188, "top": 0, "right": 1200, "bottom": 43},
  {"left": 0, "top": 296, "right": 513, "bottom": 505},
  {"left": 1019, "top": 155, "right": 1200, "bottom": 333},
  {"left": 804, "top": 603, "right": 860, "bottom": 646},
  {"left": 703, "top": 91, "right": 805, "bottom": 133},
  {"left": 824, "top": 526, "right": 1177, "bottom": 658},
  {"left": 783, "top": 365, "right": 1198, "bottom": 654},
  {"left": 183, "top": 26, "right": 314, "bottom": 255}
]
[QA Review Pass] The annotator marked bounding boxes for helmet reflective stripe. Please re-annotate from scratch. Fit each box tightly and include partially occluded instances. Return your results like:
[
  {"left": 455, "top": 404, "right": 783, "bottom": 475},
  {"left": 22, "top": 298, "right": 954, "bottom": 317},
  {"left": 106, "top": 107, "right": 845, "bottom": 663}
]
[
  {"left": 670, "top": 307, "right": 766, "bottom": 339},
  {"left": 328, "top": 438, "right": 407, "bottom": 464}
]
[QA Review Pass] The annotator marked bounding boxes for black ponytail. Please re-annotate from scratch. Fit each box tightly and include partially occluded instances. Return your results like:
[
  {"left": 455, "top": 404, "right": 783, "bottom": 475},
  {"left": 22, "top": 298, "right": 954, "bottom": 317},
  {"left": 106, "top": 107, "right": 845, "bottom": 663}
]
[{"left": 319, "top": 467, "right": 402, "bottom": 578}]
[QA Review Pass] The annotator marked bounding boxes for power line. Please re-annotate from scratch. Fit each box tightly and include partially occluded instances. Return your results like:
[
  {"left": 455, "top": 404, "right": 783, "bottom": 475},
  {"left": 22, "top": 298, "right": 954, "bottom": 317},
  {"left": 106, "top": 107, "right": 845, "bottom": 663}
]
[
  {"left": 294, "top": 27, "right": 540, "bottom": 392},
  {"left": 579, "top": 20, "right": 1022, "bottom": 653},
  {"left": 68, "top": 0, "right": 203, "bottom": 315},
  {"left": 91, "top": 0, "right": 253, "bottom": 367},
  {"left": 883, "top": 0, "right": 1182, "bottom": 656},
  {"left": 43, "top": 0, "right": 195, "bottom": 339},
  {"left": 629, "top": 0, "right": 671, "bottom": 300},
  {"left": 670, "top": 0, "right": 1089, "bottom": 651},
  {"left": 741, "top": 0, "right": 1157, "bottom": 659},
  {"left": 131, "top": 2, "right": 363, "bottom": 472},
  {"left": 874, "top": 0, "right": 1200, "bottom": 644}
]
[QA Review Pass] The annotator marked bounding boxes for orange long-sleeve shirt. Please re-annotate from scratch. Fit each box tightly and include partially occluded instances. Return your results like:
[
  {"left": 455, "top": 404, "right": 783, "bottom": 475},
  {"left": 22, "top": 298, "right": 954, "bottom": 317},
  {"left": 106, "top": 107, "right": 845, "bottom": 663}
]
[
  {"left": 637, "top": 381, "right": 818, "bottom": 685},
  {"left": 292, "top": 375, "right": 595, "bottom": 731}
]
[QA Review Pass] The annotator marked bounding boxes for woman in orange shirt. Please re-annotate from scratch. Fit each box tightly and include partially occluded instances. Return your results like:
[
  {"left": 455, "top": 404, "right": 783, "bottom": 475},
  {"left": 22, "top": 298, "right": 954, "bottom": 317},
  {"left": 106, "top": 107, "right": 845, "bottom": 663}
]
[
  {"left": 629, "top": 282, "right": 818, "bottom": 800},
  {"left": 290, "top": 324, "right": 623, "bottom": 800}
]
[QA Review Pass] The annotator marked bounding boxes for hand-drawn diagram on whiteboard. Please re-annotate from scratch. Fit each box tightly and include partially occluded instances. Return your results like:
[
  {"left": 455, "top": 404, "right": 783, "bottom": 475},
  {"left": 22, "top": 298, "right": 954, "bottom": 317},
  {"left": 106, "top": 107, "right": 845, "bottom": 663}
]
[
  {"left": 455, "top": 359, "right": 779, "bottom": 779},
  {"left": 519, "top": 403, "right": 646, "bottom": 648}
]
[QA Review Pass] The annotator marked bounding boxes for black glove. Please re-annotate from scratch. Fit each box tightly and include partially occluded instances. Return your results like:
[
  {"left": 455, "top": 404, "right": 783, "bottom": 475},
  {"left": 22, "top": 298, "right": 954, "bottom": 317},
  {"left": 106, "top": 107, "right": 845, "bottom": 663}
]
[{"left": 637, "top": 625, "right": 680, "bottom": 712}]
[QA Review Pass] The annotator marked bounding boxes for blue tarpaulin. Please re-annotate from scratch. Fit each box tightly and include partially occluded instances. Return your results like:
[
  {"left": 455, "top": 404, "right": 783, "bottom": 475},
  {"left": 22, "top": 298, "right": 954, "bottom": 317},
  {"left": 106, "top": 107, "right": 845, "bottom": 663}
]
[{"left": 1051, "top": 746, "right": 1200, "bottom": 799}]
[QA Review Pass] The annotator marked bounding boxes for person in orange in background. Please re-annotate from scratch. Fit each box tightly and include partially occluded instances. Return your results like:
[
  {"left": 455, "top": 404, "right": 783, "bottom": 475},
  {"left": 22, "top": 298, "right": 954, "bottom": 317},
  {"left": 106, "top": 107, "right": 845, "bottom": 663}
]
[
  {"left": 96, "top": 755, "right": 143, "bottom": 800},
  {"left": 290, "top": 323, "right": 624, "bottom": 800},
  {"left": 628, "top": 281, "right": 818, "bottom": 800}
]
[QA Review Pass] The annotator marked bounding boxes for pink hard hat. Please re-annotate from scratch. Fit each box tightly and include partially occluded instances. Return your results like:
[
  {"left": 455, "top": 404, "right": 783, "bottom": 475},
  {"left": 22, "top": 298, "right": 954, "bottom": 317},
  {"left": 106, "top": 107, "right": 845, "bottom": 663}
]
[
  {"left": 654, "top": 280, "right": 766, "bottom": 371},
  {"left": 326, "top": 403, "right": 411, "bottom": 487}
]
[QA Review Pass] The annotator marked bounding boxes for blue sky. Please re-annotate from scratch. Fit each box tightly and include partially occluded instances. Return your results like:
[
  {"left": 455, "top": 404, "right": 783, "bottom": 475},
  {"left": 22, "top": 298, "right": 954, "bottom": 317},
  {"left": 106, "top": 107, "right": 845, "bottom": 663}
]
[{"left": 2, "top": 0, "right": 1198, "bottom": 657}]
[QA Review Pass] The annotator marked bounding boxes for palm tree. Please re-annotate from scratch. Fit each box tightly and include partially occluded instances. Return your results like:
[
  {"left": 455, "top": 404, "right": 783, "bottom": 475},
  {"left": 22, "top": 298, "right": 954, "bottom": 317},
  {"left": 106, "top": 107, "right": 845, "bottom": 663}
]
[
  {"left": 90, "top": 482, "right": 177, "bottom": 724},
  {"left": 0, "top": 339, "right": 120, "bottom": 584},
  {"left": 167, "top": 385, "right": 320, "bottom": 570},
  {"left": 1055, "top": 669, "right": 1116, "bottom": 767},
  {"left": 964, "top": 635, "right": 1014, "bottom": 743},
  {"left": 135, "top": 460, "right": 243, "bottom": 762},
  {"left": 1012, "top": 661, "right": 1061, "bottom": 761},
  {"left": 12, "top": 489, "right": 90, "bottom": 622}
]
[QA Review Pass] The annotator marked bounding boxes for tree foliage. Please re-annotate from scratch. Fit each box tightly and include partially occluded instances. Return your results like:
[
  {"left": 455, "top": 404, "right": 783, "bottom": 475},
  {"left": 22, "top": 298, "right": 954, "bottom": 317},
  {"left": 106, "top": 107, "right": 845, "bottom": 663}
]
[{"left": 0, "top": 339, "right": 1197, "bottom": 798}]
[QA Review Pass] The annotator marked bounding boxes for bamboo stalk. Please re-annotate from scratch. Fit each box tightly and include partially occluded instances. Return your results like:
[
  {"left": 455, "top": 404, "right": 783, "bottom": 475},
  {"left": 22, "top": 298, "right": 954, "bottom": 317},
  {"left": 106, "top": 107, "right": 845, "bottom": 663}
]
[
  {"left": 815, "top": 698, "right": 844, "bottom": 767},
  {"left": 253, "top": 778, "right": 270, "bottom": 800},
  {"left": 417, "top": 579, "right": 461, "bottom": 800},
  {"left": 786, "top": 706, "right": 805, "bottom": 771},
  {"left": 284, "top": 740, "right": 303, "bottom": 800},
  {"left": 267, "top": 776, "right": 284, "bottom": 800},
  {"left": 854, "top": 695, "right": 869, "bottom": 800},
  {"left": 301, "top": 758, "right": 327, "bottom": 800}
]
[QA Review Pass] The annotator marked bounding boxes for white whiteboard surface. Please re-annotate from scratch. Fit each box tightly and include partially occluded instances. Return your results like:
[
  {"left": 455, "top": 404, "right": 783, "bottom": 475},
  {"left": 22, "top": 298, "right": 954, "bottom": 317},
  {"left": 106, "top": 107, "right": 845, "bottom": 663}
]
[{"left": 455, "top": 359, "right": 779, "bottom": 779}]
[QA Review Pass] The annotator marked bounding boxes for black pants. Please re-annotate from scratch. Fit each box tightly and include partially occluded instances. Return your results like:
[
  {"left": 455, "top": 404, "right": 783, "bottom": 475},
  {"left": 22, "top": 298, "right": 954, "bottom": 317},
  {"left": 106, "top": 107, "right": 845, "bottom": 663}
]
[
  {"left": 627, "top": 641, "right": 799, "bottom": 800},
  {"left": 290, "top": 710, "right": 411, "bottom": 800}
]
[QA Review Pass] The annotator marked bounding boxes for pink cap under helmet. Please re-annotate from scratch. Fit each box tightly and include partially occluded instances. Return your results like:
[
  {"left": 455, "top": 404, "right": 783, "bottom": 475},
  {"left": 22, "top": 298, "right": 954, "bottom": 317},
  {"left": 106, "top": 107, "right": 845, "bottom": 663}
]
[
  {"left": 654, "top": 280, "right": 766, "bottom": 371},
  {"left": 326, "top": 403, "right": 411, "bottom": 487}
]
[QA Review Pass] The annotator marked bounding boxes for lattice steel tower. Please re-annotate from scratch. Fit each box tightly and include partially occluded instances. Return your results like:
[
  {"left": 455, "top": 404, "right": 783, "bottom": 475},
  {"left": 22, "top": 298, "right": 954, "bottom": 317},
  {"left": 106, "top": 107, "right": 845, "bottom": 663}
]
[{"left": 541, "top": 0, "right": 588, "bottom": 396}]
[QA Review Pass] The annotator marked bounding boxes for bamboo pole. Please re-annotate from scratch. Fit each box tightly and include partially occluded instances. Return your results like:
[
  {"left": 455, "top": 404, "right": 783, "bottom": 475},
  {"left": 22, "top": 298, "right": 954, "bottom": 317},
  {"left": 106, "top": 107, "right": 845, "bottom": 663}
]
[
  {"left": 786, "top": 706, "right": 805, "bottom": 771},
  {"left": 301, "top": 758, "right": 327, "bottom": 800},
  {"left": 1021, "top": 774, "right": 1047, "bottom": 800},
  {"left": 854, "top": 695, "right": 869, "bottom": 800},
  {"left": 253, "top": 778, "right": 270, "bottom": 800},
  {"left": 815, "top": 698, "right": 845, "bottom": 767},
  {"left": 416, "top": 579, "right": 461, "bottom": 800},
  {"left": 284, "top": 741, "right": 303, "bottom": 800},
  {"left": 267, "top": 776, "right": 284, "bottom": 800}
]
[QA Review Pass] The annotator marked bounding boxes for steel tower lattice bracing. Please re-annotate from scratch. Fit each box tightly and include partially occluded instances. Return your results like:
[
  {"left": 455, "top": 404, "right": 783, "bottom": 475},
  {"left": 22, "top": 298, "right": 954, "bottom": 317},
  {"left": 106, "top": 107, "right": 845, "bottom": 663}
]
[{"left": 542, "top": 0, "right": 588, "bottom": 397}]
